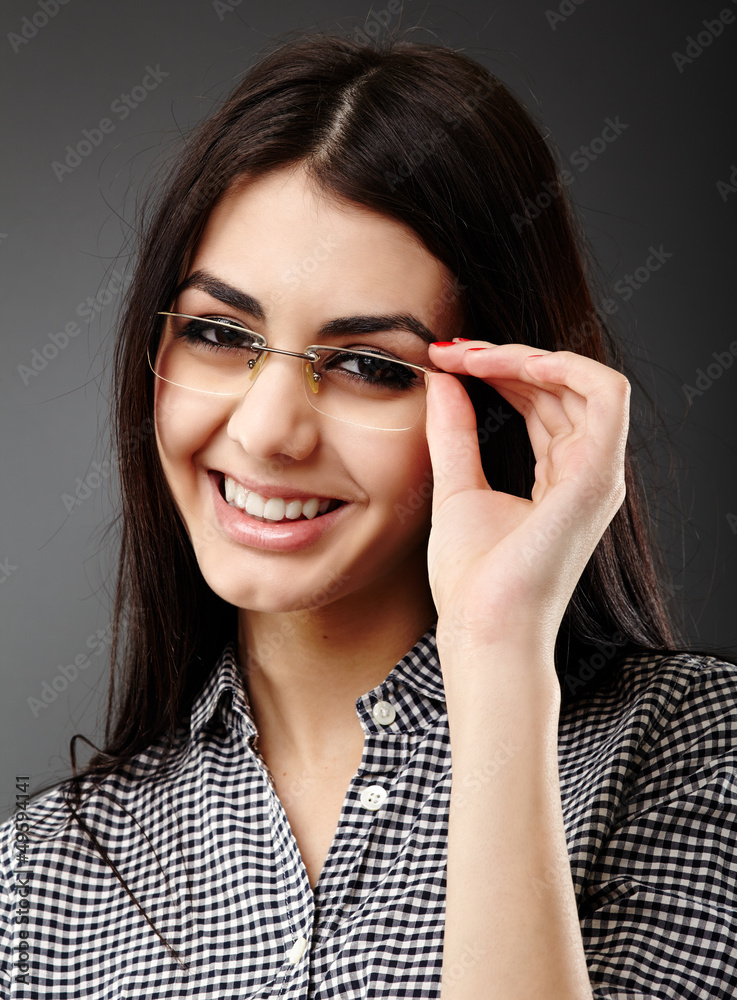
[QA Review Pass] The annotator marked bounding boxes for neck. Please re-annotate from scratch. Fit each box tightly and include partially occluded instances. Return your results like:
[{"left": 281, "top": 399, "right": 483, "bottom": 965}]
[{"left": 237, "top": 556, "right": 436, "bottom": 764}]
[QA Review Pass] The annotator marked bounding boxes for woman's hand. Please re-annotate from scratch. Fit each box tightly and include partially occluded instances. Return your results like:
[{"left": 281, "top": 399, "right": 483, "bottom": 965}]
[
  {"left": 424, "top": 340, "right": 630, "bottom": 664},
  {"left": 427, "top": 341, "right": 606, "bottom": 1000}
]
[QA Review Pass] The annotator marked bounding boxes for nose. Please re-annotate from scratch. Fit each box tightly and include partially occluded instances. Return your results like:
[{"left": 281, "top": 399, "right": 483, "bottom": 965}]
[{"left": 226, "top": 349, "right": 321, "bottom": 464}]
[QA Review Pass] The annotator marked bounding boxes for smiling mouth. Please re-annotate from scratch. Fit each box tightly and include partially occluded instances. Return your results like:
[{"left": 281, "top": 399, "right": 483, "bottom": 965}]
[{"left": 218, "top": 474, "right": 344, "bottom": 523}]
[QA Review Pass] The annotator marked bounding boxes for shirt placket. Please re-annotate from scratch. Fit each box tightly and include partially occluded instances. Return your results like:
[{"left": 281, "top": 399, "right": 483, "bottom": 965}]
[
  {"left": 310, "top": 690, "right": 414, "bottom": 948},
  {"left": 224, "top": 663, "right": 432, "bottom": 998}
]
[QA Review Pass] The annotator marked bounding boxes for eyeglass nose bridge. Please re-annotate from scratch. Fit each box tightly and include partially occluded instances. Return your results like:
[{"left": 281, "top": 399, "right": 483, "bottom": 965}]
[{"left": 245, "top": 343, "right": 323, "bottom": 396}]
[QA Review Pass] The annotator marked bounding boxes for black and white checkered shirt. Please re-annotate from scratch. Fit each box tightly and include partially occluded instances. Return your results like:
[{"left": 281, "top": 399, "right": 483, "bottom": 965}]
[{"left": 2, "top": 627, "right": 737, "bottom": 998}]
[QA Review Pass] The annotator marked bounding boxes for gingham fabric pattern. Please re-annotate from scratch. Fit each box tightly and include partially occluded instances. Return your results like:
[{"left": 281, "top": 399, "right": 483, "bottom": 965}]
[{"left": 2, "top": 627, "right": 737, "bottom": 998}]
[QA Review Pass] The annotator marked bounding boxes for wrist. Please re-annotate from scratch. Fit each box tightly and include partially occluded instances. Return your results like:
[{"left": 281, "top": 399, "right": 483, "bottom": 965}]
[
  {"left": 435, "top": 613, "right": 557, "bottom": 662},
  {"left": 437, "top": 638, "right": 562, "bottom": 713}
]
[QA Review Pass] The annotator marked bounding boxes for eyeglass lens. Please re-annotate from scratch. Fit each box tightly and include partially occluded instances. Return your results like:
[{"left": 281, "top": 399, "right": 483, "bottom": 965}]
[{"left": 151, "top": 314, "right": 431, "bottom": 430}]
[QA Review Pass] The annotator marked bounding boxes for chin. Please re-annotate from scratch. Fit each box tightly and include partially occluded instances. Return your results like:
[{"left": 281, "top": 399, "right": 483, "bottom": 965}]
[{"left": 194, "top": 550, "right": 348, "bottom": 616}]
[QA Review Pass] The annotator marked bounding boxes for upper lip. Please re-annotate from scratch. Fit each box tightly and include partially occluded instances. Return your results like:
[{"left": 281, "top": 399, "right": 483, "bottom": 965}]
[{"left": 212, "top": 469, "right": 345, "bottom": 502}]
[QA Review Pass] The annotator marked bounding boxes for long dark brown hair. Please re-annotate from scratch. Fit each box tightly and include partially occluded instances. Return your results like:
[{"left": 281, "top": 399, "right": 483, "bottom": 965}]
[{"left": 30, "top": 28, "right": 723, "bottom": 964}]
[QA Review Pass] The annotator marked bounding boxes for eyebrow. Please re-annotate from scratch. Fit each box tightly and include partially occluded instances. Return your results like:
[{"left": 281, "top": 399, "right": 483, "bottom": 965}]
[{"left": 174, "top": 269, "right": 438, "bottom": 344}]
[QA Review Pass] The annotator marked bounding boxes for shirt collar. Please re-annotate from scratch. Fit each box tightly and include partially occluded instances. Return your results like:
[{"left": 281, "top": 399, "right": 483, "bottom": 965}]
[{"left": 188, "top": 622, "right": 445, "bottom": 740}]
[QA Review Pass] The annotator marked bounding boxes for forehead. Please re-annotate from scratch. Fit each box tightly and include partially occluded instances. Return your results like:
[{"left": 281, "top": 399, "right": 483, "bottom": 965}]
[{"left": 186, "top": 165, "right": 463, "bottom": 329}]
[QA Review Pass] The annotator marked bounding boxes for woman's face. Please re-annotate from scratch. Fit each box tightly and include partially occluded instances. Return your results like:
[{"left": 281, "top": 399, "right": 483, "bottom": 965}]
[{"left": 153, "top": 164, "right": 463, "bottom": 613}]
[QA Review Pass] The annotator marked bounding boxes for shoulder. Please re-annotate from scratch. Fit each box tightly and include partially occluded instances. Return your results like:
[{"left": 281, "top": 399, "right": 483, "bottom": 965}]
[
  {"left": 559, "top": 647, "right": 737, "bottom": 775},
  {"left": 0, "top": 727, "right": 191, "bottom": 884},
  {"left": 0, "top": 781, "right": 72, "bottom": 881},
  {"left": 562, "top": 646, "right": 737, "bottom": 719},
  {"left": 564, "top": 651, "right": 737, "bottom": 997}
]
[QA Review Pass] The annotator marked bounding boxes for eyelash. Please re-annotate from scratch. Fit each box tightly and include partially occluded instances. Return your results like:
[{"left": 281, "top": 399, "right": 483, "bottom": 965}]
[
  {"left": 172, "top": 316, "right": 421, "bottom": 391},
  {"left": 175, "top": 316, "right": 258, "bottom": 350}
]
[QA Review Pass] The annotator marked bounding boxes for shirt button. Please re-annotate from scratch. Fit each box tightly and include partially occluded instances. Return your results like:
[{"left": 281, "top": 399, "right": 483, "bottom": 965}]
[
  {"left": 372, "top": 699, "right": 396, "bottom": 725},
  {"left": 286, "top": 935, "right": 307, "bottom": 964},
  {"left": 360, "top": 784, "right": 388, "bottom": 811}
]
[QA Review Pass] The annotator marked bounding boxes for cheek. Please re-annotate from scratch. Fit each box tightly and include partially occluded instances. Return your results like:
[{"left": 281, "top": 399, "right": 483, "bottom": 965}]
[
  {"left": 352, "top": 428, "right": 433, "bottom": 529},
  {"left": 154, "top": 385, "right": 218, "bottom": 482}
]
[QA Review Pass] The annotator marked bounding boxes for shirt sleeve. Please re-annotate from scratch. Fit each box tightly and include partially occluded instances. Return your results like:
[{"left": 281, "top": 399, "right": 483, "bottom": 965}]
[
  {"left": 0, "top": 819, "right": 15, "bottom": 1000},
  {"left": 579, "top": 657, "right": 737, "bottom": 999}
]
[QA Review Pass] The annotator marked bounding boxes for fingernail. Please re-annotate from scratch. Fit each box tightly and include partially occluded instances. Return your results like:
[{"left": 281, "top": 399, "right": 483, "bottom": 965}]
[
  {"left": 431, "top": 341, "right": 455, "bottom": 347},
  {"left": 467, "top": 347, "right": 491, "bottom": 351},
  {"left": 526, "top": 354, "right": 545, "bottom": 359},
  {"left": 452, "top": 337, "right": 470, "bottom": 343}
]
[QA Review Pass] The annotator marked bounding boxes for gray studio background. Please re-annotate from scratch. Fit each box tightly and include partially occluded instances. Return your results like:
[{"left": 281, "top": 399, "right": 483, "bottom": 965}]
[{"left": 1, "top": 0, "right": 736, "bottom": 820}]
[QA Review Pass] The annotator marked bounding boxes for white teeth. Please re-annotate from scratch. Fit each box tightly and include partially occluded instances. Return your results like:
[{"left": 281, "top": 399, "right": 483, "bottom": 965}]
[
  {"left": 223, "top": 476, "right": 336, "bottom": 523},
  {"left": 285, "top": 500, "right": 303, "bottom": 520},
  {"left": 302, "top": 497, "right": 319, "bottom": 520},
  {"left": 245, "top": 492, "right": 265, "bottom": 518},
  {"left": 263, "top": 497, "right": 286, "bottom": 521}
]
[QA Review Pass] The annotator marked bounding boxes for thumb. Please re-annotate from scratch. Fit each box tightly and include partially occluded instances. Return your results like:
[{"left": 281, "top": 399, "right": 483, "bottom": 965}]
[{"left": 425, "top": 373, "right": 489, "bottom": 511}]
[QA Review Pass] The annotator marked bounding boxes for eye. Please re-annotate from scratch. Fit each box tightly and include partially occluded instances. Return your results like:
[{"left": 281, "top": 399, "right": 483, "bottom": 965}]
[
  {"left": 174, "top": 316, "right": 261, "bottom": 351},
  {"left": 323, "top": 350, "right": 421, "bottom": 390}
]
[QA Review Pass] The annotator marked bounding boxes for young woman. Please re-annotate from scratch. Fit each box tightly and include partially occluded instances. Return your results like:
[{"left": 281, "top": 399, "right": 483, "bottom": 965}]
[{"left": 2, "top": 31, "right": 736, "bottom": 1000}]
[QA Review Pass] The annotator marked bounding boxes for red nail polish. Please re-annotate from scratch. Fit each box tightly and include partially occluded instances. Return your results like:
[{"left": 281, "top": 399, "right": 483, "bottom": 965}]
[
  {"left": 430, "top": 341, "right": 455, "bottom": 347},
  {"left": 452, "top": 337, "right": 470, "bottom": 342},
  {"left": 467, "top": 347, "right": 490, "bottom": 351},
  {"left": 526, "top": 354, "right": 545, "bottom": 359}
]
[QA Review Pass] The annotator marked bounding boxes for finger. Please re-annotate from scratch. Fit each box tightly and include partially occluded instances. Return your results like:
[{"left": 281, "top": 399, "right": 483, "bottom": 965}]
[
  {"left": 430, "top": 344, "right": 627, "bottom": 465},
  {"left": 459, "top": 347, "right": 589, "bottom": 433},
  {"left": 465, "top": 376, "right": 573, "bottom": 473},
  {"left": 476, "top": 374, "right": 577, "bottom": 442},
  {"left": 520, "top": 353, "right": 630, "bottom": 510},
  {"left": 425, "top": 372, "right": 490, "bottom": 511},
  {"left": 520, "top": 351, "right": 630, "bottom": 457},
  {"left": 431, "top": 343, "right": 587, "bottom": 437}
]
